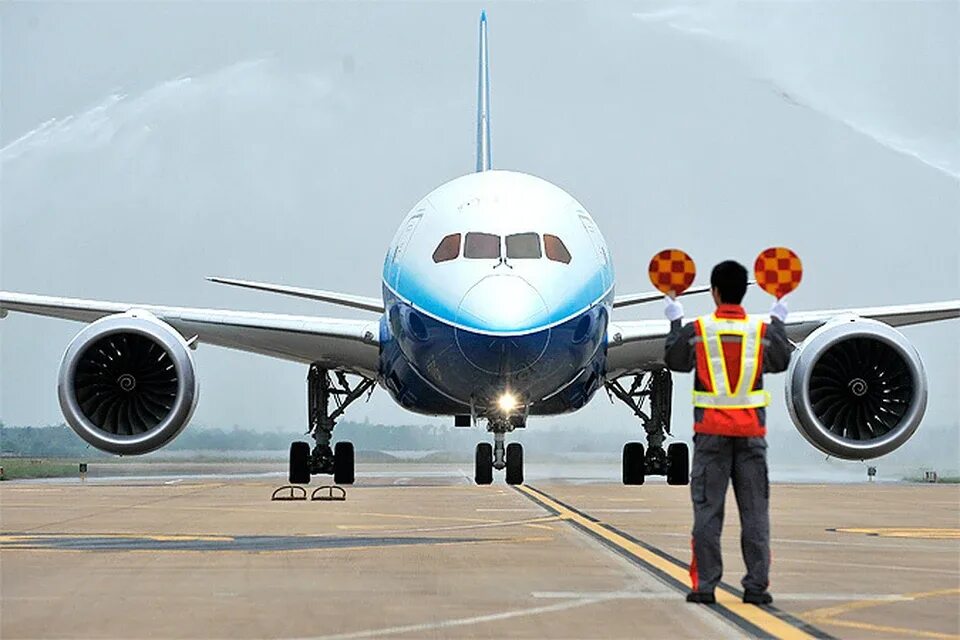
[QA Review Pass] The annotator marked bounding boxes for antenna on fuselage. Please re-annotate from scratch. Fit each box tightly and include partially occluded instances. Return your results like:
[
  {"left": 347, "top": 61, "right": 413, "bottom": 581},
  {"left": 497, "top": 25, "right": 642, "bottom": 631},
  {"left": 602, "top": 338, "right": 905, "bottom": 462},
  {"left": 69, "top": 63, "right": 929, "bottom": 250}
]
[{"left": 476, "top": 10, "right": 491, "bottom": 172}]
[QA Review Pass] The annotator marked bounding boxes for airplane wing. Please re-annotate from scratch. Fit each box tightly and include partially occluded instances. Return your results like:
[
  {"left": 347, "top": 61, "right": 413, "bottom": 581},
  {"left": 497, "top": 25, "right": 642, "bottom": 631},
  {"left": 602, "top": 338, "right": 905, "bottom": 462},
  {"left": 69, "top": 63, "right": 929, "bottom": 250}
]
[
  {"left": 613, "top": 281, "right": 756, "bottom": 309},
  {"left": 605, "top": 299, "right": 960, "bottom": 379},
  {"left": 0, "top": 291, "right": 381, "bottom": 378},
  {"left": 613, "top": 285, "right": 712, "bottom": 308},
  {"left": 206, "top": 277, "right": 384, "bottom": 313}
]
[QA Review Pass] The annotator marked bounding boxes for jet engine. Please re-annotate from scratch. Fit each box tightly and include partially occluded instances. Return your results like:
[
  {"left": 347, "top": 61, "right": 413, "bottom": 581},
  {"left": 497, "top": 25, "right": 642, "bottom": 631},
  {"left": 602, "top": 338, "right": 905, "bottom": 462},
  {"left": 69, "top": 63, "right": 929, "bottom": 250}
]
[
  {"left": 785, "top": 317, "right": 927, "bottom": 460},
  {"left": 58, "top": 311, "right": 198, "bottom": 455}
]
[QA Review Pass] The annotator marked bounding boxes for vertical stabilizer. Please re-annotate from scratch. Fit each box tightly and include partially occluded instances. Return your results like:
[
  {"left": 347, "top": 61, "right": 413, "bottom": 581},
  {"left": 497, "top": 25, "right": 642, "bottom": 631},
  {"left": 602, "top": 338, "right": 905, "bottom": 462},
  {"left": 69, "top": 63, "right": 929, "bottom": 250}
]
[{"left": 476, "top": 10, "right": 491, "bottom": 172}]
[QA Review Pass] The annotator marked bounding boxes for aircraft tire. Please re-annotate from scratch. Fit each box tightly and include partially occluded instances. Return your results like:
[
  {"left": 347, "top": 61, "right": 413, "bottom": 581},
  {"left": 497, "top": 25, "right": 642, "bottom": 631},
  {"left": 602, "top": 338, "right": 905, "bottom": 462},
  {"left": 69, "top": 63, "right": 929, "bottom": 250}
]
[
  {"left": 666, "top": 442, "right": 689, "bottom": 486},
  {"left": 622, "top": 442, "right": 645, "bottom": 485},
  {"left": 475, "top": 443, "right": 493, "bottom": 485},
  {"left": 505, "top": 442, "right": 524, "bottom": 485},
  {"left": 334, "top": 441, "right": 355, "bottom": 485},
  {"left": 289, "top": 441, "right": 311, "bottom": 484}
]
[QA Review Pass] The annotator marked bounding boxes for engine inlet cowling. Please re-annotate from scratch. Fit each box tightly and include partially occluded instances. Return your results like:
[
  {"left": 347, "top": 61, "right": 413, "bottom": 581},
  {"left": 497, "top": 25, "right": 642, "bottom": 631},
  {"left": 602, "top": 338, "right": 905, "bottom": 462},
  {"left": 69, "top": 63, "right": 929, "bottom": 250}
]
[
  {"left": 58, "top": 312, "right": 198, "bottom": 455},
  {"left": 785, "top": 317, "right": 927, "bottom": 460}
]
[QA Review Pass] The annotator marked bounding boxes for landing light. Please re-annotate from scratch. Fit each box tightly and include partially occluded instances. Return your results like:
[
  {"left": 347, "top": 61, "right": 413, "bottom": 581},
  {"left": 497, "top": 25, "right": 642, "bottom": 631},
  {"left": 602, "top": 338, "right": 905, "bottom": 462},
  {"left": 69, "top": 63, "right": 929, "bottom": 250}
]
[{"left": 498, "top": 392, "right": 518, "bottom": 413}]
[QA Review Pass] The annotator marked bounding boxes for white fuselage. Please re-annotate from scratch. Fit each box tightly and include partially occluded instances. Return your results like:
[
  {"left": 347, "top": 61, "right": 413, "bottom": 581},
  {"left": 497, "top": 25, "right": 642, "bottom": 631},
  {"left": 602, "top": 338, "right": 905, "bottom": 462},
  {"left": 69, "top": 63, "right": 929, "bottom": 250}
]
[{"left": 379, "top": 170, "right": 615, "bottom": 418}]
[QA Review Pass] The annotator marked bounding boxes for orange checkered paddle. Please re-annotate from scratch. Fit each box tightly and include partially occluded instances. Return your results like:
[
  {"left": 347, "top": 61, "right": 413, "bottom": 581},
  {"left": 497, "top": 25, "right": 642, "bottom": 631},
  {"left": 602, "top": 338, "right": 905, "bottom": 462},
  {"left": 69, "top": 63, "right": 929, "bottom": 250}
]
[
  {"left": 754, "top": 247, "right": 802, "bottom": 299},
  {"left": 648, "top": 249, "right": 697, "bottom": 296}
]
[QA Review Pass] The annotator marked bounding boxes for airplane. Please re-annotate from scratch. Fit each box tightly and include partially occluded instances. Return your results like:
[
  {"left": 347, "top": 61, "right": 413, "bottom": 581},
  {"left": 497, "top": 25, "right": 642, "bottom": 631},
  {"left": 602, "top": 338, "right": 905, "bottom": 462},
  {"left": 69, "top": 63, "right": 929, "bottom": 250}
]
[{"left": 1, "top": 12, "right": 957, "bottom": 486}]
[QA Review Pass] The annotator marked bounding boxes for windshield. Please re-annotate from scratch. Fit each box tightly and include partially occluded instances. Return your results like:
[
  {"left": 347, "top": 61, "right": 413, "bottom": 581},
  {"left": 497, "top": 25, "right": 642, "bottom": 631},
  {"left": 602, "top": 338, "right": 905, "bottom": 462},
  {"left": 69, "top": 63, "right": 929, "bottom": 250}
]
[
  {"left": 505, "top": 233, "right": 542, "bottom": 259},
  {"left": 464, "top": 232, "right": 501, "bottom": 259}
]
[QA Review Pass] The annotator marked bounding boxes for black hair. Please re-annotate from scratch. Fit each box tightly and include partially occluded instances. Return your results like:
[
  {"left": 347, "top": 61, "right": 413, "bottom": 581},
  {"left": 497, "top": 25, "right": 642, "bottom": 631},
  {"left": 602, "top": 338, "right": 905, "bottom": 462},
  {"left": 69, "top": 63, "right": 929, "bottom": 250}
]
[{"left": 710, "top": 260, "right": 748, "bottom": 304}]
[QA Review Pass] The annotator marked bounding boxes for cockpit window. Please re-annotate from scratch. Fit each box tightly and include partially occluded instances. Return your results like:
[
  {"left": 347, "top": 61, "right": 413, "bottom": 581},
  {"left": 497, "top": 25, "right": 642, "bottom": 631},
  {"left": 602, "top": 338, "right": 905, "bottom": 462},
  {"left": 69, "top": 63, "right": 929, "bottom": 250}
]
[
  {"left": 432, "top": 233, "right": 461, "bottom": 263},
  {"left": 464, "top": 232, "right": 501, "bottom": 259},
  {"left": 506, "top": 233, "right": 542, "bottom": 259},
  {"left": 544, "top": 234, "right": 572, "bottom": 264}
]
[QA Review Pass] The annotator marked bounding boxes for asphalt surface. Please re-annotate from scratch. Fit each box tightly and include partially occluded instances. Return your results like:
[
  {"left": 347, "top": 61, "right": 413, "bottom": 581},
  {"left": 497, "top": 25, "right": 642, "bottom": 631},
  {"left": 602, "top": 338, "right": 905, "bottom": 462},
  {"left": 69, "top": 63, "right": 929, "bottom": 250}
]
[{"left": 1, "top": 464, "right": 958, "bottom": 639}]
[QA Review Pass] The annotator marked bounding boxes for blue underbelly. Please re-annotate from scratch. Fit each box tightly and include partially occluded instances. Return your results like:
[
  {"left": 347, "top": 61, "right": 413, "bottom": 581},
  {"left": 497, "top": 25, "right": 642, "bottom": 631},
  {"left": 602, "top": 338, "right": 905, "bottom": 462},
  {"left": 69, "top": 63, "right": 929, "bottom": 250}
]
[{"left": 378, "top": 291, "right": 609, "bottom": 417}]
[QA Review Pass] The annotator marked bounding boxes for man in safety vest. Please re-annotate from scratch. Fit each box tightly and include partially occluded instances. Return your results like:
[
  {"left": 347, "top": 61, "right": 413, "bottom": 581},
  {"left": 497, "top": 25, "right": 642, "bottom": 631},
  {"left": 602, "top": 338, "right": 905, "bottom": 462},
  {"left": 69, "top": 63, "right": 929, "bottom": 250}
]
[{"left": 663, "top": 260, "right": 793, "bottom": 605}]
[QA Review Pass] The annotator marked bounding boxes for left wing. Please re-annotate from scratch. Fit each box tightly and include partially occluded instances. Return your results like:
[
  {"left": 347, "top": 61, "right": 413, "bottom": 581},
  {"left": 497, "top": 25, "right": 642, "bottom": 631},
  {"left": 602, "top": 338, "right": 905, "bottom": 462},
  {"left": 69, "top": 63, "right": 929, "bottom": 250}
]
[
  {"left": 0, "top": 291, "right": 381, "bottom": 377},
  {"left": 606, "top": 299, "right": 960, "bottom": 379},
  {"left": 206, "top": 277, "right": 384, "bottom": 313}
]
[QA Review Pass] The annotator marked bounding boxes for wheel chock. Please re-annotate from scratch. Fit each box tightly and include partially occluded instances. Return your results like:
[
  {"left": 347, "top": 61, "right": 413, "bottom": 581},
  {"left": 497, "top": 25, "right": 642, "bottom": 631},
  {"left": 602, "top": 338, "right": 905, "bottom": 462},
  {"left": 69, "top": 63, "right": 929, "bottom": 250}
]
[
  {"left": 311, "top": 485, "right": 346, "bottom": 501},
  {"left": 271, "top": 485, "right": 307, "bottom": 501}
]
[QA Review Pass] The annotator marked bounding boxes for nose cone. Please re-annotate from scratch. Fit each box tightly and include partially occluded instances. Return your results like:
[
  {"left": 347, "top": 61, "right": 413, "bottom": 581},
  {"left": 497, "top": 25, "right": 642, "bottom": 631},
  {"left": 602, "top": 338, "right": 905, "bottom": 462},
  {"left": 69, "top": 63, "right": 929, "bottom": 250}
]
[
  {"left": 456, "top": 275, "right": 549, "bottom": 334},
  {"left": 455, "top": 275, "right": 550, "bottom": 375}
]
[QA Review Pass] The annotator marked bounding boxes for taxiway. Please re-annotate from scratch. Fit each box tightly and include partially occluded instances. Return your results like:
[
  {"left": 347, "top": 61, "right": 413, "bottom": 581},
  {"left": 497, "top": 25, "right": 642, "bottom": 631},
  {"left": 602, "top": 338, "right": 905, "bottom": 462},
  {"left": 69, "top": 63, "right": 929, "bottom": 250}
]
[{"left": 1, "top": 465, "right": 957, "bottom": 639}]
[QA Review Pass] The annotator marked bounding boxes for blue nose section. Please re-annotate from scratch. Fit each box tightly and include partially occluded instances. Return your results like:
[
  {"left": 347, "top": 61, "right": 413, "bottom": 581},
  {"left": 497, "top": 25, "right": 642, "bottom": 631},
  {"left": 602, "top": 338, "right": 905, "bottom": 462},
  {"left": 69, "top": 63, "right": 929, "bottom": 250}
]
[
  {"left": 455, "top": 327, "right": 550, "bottom": 375},
  {"left": 455, "top": 275, "right": 551, "bottom": 373},
  {"left": 455, "top": 275, "right": 550, "bottom": 334}
]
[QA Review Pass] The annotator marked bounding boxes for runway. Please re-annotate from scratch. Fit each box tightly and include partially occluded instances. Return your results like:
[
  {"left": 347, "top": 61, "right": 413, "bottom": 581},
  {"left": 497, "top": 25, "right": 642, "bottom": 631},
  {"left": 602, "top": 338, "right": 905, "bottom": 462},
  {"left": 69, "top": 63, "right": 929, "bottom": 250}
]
[{"left": 2, "top": 465, "right": 958, "bottom": 639}]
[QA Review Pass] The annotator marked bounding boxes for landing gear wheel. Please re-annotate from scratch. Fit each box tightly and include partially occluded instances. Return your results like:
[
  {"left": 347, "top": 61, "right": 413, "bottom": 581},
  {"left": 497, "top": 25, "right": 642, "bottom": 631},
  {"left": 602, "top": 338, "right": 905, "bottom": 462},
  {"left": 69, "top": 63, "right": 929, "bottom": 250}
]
[
  {"left": 289, "top": 441, "right": 311, "bottom": 485},
  {"left": 334, "top": 441, "right": 355, "bottom": 485},
  {"left": 622, "top": 442, "right": 645, "bottom": 485},
  {"left": 505, "top": 442, "right": 524, "bottom": 485},
  {"left": 666, "top": 442, "right": 689, "bottom": 485},
  {"left": 475, "top": 442, "right": 493, "bottom": 485}
]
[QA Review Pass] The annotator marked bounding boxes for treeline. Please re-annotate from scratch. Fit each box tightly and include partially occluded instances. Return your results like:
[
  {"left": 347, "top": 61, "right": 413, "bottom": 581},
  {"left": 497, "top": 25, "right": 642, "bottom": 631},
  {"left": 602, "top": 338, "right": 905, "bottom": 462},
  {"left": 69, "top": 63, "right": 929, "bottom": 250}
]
[
  {"left": 1, "top": 425, "right": 103, "bottom": 457},
  {"left": 0, "top": 420, "right": 631, "bottom": 457},
  {"left": 0, "top": 422, "right": 508, "bottom": 457},
  {"left": 1, "top": 421, "right": 956, "bottom": 471},
  {"left": 0, "top": 422, "right": 453, "bottom": 457}
]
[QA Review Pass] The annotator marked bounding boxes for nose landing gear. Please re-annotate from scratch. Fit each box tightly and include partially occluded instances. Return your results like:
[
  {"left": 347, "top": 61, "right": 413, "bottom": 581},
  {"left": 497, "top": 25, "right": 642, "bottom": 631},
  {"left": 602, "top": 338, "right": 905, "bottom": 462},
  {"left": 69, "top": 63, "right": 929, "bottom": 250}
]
[{"left": 474, "top": 417, "right": 524, "bottom": 485}]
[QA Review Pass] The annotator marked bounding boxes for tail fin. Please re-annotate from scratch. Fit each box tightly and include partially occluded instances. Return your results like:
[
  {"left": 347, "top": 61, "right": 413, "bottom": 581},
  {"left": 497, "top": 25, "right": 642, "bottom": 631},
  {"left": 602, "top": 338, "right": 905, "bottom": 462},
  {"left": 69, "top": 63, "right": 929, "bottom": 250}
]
[{"left": 476, "top": 10, "right": 491, "bottom": 172}]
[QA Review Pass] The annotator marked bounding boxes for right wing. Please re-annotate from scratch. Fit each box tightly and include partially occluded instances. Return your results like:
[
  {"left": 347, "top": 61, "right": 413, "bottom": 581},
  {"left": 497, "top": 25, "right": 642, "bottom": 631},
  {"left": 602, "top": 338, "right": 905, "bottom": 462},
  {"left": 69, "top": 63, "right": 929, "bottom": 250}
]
[
  {"left": 0, "top": 291, "right": 381, "bottom": 378},
  {"left": 613, "top": 285, "right": 712, "bottom": 308},
  {"left": 606, "top": 299, "right": 960, "bottom": 379},
  {"left": 613, "top": 281, "right": 756, "bottom": 309}
]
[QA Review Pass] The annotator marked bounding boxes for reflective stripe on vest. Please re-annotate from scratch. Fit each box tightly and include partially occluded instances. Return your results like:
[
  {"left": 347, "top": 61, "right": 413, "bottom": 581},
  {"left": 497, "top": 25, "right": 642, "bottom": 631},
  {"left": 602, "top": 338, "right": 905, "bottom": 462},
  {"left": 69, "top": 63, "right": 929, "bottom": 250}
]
[{"left": 691, "top": 314, "right": 771, "bottom": 409}]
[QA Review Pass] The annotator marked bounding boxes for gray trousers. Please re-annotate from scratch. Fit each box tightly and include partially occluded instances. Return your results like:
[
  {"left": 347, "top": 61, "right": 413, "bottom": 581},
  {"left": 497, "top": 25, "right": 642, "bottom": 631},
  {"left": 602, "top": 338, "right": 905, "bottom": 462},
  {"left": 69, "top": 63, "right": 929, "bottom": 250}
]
[{"left": 689, "top": 434, "right": 770, "bottom": 594}]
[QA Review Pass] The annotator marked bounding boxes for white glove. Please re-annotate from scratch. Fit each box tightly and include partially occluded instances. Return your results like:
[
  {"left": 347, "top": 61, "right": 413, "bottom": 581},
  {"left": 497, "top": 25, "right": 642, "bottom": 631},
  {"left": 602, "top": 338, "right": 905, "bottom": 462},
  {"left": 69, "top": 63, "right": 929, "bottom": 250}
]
[
  {"left": 771, "top": 296, "right": 788, "bottom": 322},
  {"left": 664, "top": 295, "right": 684, "bottom": 321}
]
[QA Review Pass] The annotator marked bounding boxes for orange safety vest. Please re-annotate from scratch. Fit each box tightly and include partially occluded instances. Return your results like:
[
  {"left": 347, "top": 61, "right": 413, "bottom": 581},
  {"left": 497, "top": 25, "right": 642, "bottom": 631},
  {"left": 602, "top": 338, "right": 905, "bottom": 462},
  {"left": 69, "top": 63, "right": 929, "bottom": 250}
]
[{"left": 692, "top": 306, "right": 770, "bottom": 437}]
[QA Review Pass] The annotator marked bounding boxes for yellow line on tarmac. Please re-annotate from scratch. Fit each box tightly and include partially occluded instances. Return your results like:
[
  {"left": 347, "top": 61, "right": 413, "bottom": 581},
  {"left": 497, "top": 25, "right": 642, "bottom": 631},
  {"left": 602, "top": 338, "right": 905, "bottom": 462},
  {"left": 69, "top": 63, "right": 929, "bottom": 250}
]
[
  {"left": 0, "top": 533, "right": 234, "bottom": 543},
  {"left": 803, "top": 588, "right": 960, "bottom": 640},
  {"left": 811, "top": 618, "right": 957, "bottom": 639},
  {"left": 802, "top": 587, "right": 960, "bottom": 620},
  {"left": 834, "top": 527, "right": 960, "bottom": 540},
  {"left": 517, "top": 485, "right": 817, "bottom": 640},
  {"left": 356, "top": 511, "right": 495, "bottom": 524}
]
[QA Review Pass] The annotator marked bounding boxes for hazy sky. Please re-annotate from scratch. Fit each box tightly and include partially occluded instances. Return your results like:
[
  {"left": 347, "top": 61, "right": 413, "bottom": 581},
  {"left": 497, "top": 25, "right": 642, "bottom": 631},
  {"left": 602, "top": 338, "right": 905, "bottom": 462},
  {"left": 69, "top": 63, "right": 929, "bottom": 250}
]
[{"left": 1, "top": 2, "right": 957, "bottom": 466}]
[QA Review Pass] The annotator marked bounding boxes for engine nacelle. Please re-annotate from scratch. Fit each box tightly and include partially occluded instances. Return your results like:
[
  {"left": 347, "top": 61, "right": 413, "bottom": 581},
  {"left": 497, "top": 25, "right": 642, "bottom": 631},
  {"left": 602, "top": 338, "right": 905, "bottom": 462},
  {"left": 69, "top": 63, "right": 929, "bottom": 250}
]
[
  {"left": 58, "top": 311, "right": 199, "bottom": 455},
  {"left": 785, "top": 317, "right": 927, "bottom": 460}
]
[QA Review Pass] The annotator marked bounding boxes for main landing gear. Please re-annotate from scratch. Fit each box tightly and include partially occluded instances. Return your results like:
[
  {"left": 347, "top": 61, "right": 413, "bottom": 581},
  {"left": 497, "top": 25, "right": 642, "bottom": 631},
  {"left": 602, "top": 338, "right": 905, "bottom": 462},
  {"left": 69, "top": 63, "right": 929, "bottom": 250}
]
[
  {"left": 606, "top": 368, "right": 689, "bottom": 486},
  {"left": 475, "top": 416, "right": 524, "bottom": 485},
  {"left": 289, "top": 363, "right": 375, "bottom": 485}
]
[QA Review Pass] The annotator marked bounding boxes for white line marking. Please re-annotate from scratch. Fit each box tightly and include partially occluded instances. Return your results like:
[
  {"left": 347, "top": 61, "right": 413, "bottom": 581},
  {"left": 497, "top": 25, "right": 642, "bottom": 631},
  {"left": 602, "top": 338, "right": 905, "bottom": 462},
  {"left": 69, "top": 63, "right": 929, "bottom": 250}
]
[
  {"left": 774, "top": 557, "right": 960, "bottom": 576},
  {"left": 530, "top": 591, "right": 912, "bottom": 602},
  {"left": 329, "top": 516, "right": 558, "bottom": 537},
  {"left": 587, "top": 508, "right": 652, "bottom": 513},
  {"left": 531, "top": 591, "right": 674, "bottom": 599},
  {"left": 648, "top": 530, "right": 954, "bottom": 552},
  {"left": 772, "top": 594, "right": 913, "bottom": 602},
  {"left": 658, "top": 544, "right": 960, "bottom": 576},
  {"left": 305, "top": 597, "right": 610, "bottom": 640},
  {"left": 475, "top": 508, "right": 541, "bottom": 512}
]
